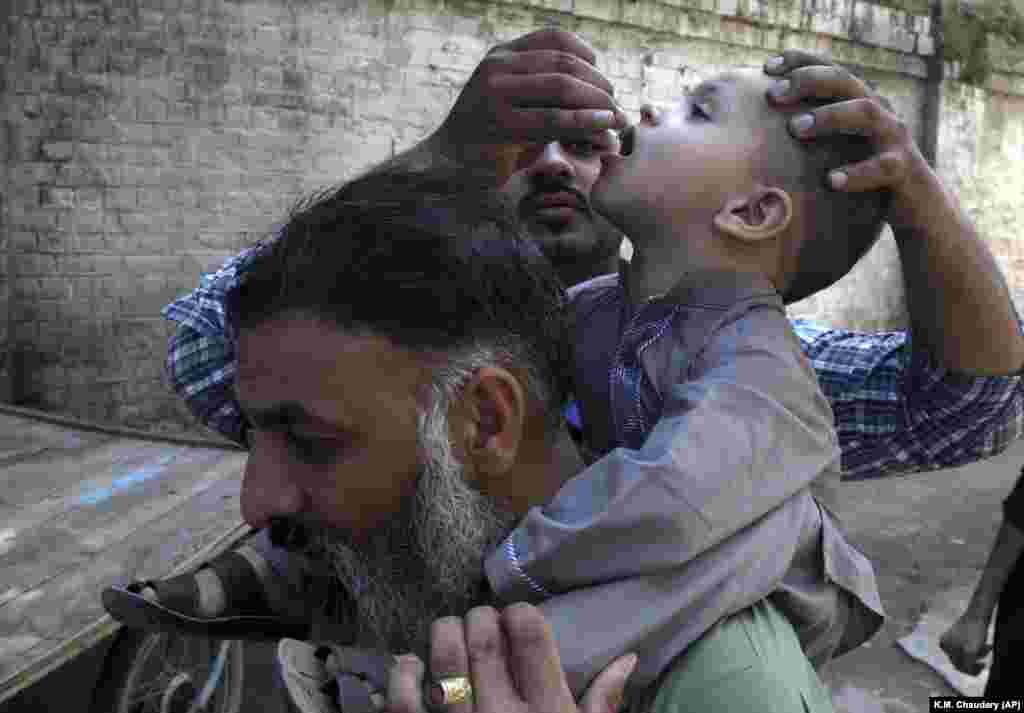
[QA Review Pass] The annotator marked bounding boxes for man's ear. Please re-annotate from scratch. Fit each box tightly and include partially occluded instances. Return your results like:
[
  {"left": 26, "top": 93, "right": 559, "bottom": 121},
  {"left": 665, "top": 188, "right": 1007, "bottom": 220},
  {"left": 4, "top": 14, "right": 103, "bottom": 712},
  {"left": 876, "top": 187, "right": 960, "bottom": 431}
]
[
  {"left": 452, "top": 366, "right": 526, "bottom": 479},
  {"left": 713, "top": 186, "right": 793, "bottom": 243}
]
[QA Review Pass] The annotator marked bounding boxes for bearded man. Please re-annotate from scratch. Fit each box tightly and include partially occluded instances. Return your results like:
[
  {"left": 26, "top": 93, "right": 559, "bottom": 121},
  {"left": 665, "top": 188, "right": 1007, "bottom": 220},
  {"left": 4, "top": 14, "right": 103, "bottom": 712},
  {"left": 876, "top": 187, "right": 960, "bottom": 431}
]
[
  {"left": 227, "top": 164, "right": 583, "bottom": 659},
  {"left": 104, "top": 25, "right": 1024, "bottom": 713}
]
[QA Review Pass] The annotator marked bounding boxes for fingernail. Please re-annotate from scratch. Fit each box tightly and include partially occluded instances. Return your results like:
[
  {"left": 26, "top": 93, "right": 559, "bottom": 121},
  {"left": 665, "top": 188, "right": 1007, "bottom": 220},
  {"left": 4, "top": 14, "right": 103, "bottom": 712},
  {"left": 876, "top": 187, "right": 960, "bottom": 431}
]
[
  {"left": 765, "top": 55, "right": 785, "bottom": 70},
  {"left": 791, "top": 113, "right": 814, "bottom": 134},
  {"left": 769, "top": 79, "right": 790, "bottom": 98},
  {"left": 586, "top": 110, "right": 618, "bottom": 128},
  {"left": 829, "top": 170, "right": 847, "bottom": 189}
]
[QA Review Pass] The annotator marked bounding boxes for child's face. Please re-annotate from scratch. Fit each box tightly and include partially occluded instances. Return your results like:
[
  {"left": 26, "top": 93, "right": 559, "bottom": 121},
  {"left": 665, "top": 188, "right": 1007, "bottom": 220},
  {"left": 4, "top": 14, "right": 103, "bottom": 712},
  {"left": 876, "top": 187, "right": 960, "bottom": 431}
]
[{"left": 594, "top": 68, "right": 794, "bottom": 239}]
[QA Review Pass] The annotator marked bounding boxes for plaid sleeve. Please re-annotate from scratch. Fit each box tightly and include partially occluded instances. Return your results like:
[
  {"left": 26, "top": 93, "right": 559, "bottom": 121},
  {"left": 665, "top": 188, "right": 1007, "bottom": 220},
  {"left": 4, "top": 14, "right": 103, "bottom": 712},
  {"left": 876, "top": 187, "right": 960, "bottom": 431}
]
[
  {"left": 161, "top": 239, "right": 275, "bottom": 445},
  {"left": 792, "top": 319, "right": 1024, "bottom": 480},
  {"left": 164, "top": 325, "right": 245, "bottom": 445}
]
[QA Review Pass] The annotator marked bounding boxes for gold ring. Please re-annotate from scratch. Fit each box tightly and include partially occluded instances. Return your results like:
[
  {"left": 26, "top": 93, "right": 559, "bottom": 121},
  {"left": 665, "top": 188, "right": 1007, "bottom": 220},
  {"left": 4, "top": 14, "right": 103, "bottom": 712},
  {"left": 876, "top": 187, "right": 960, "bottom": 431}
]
[{"left": 432, "top": 676, "right": 473, "bottom": 706}]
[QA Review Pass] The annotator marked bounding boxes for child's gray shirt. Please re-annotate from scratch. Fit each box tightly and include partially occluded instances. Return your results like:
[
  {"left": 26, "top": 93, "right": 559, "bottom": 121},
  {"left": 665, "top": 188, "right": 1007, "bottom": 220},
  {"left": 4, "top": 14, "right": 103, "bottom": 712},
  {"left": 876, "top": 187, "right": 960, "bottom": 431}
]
[{"left": 484, "top": 266, "right": 884, "bottom": 697}]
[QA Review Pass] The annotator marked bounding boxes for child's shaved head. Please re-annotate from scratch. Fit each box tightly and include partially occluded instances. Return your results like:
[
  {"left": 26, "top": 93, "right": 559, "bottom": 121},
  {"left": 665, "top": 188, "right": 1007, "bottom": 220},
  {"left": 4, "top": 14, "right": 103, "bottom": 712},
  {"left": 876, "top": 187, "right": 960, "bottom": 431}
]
[
  {"left": 594, "top": 65, "right": 892, "bottom": 304},
  {"left": 743, "top": 70, "right": 893, "bottom": 303}
]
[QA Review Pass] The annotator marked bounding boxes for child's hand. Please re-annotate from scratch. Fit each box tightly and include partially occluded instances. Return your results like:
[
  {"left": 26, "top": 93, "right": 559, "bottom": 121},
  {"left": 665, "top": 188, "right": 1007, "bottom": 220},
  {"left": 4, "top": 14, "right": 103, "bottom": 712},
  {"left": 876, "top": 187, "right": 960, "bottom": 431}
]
[{"left": 763, "top": 51, "right": 931, "bottom": 230}]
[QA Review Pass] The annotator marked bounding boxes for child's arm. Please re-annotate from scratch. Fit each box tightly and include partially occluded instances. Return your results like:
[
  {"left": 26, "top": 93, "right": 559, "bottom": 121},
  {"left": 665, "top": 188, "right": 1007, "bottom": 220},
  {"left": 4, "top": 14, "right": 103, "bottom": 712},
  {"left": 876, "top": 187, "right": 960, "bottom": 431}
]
[
  {"left": 486, "top": 282, "right": 839, "bottom": 599},
  {"left": 528, "top": 488, "right": 825, "bottom": 698}
]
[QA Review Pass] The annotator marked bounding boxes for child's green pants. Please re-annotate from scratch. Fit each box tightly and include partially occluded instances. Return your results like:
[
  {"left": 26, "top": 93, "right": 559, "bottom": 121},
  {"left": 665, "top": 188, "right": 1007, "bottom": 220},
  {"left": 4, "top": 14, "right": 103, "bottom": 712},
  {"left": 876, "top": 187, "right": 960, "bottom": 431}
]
[{"left": 645, "top": 598, "right": 834, "bottom": 713}]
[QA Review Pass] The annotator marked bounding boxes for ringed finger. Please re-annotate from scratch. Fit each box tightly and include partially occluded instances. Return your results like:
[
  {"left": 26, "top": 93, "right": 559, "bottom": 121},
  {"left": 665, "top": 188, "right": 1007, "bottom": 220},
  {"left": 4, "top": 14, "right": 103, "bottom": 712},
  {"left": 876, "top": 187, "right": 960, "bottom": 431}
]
[{"left": 429, "top": 616, "right": 474, "bottom": 713}]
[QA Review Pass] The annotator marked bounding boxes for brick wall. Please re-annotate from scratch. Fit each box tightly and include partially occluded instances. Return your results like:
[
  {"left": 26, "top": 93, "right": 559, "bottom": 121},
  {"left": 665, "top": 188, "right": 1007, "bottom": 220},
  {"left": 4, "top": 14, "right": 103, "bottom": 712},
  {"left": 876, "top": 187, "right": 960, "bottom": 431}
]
[
  {"left": 937, "top": 80, "right": 1024, "bottom": 310},
  {"left": 1, "top": 0, "right": 1021, "bottom": 433}
]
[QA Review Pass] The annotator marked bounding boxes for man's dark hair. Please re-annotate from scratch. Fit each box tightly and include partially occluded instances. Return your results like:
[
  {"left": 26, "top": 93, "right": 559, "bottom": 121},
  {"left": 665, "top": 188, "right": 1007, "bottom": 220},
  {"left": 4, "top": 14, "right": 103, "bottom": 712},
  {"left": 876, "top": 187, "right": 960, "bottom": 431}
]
[
  {"left": 229, "top": 162, "right": 573, "bottom": 434},
  {"left": 765, "top": 90, "right": 894, "bottom": 304}
]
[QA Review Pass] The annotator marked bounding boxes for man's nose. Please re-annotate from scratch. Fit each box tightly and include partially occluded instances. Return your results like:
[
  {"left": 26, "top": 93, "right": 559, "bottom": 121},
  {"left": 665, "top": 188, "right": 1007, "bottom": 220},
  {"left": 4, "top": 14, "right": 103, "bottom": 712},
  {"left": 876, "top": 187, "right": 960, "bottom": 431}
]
[
  {"left": 526, "top": 141, "right": 575, "bottom": 182},
  {"left": 240, "top": 432, "right": 309, "bottom": 529}
]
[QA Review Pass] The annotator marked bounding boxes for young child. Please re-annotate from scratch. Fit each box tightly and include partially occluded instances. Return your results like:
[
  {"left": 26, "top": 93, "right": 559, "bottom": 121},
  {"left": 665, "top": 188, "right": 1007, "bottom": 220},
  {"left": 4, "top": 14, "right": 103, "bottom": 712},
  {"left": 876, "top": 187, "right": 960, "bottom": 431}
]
[
  {"left": 106, "top": 66, "right": 885, "bottom": 713},
  {"left": 283, "top": 67, "right": 888, "bottom": 712},
  {"left": 481, "top": 66, "right": 889, "bottom": 711}
]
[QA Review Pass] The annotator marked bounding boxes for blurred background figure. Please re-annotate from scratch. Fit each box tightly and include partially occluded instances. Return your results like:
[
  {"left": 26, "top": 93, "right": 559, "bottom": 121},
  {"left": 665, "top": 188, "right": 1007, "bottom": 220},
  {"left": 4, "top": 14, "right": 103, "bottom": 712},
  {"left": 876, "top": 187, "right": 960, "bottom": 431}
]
[{"left": 941, "top": 466, "right": 1024, "bottom": 697}]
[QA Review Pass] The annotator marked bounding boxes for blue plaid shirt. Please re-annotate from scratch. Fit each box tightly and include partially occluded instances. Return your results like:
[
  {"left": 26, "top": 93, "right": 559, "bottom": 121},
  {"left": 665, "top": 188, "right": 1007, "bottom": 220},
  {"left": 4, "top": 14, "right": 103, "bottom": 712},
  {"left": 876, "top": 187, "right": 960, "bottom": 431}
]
[{"left": 162, "top": 241, "right": 1024, "bottom": 480}]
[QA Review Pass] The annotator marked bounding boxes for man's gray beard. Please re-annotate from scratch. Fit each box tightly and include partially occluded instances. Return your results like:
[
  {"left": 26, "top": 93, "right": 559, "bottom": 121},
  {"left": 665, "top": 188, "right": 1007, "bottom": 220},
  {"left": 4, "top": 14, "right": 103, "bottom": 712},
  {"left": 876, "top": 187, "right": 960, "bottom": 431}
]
[{"left": 302, "top": 397, "right": 518, "bottom": 657}]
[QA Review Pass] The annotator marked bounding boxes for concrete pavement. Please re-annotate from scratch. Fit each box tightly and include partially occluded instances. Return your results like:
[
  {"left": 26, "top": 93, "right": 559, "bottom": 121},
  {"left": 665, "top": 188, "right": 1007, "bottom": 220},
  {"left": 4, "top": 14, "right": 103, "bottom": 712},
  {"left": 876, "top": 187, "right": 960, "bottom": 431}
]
[
  {"left": 8, "top": 437, "right": 1020, "bottom": 712},
  {"left": 821, "top": 437, "right": 1024, "bottom": 711}
]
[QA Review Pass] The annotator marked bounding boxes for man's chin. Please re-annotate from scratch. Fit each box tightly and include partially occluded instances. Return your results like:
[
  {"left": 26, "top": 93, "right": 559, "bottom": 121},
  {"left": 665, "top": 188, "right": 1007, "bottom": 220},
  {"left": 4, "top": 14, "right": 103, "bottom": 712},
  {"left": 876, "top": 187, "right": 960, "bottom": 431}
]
[
  {"left": 526, "top": 211, "right": 582, "bottom": 235},
  {"left": 301, "top": 515, "right": 496, "bottom": 652},
  {"left": 526, "top": 218, "right": 597, "bottom": 256}
]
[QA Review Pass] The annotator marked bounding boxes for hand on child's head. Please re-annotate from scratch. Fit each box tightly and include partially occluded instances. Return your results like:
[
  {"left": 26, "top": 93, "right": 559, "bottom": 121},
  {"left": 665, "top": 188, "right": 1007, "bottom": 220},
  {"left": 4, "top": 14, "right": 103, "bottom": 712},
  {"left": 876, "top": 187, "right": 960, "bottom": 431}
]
[{"left": 763, "top": 53, "right": 915, "bottom": 206}]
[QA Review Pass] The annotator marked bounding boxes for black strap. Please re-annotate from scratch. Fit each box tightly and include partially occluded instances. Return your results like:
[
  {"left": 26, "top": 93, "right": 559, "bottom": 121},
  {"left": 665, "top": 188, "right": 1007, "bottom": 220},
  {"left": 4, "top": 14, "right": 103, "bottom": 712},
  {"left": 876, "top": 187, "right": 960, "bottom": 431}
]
[
  {"left": 132, "top": 572, "right": 202, "bottom": 617},
  {"left": 204, "top": 550, "right": 274, "bottom": 617}
]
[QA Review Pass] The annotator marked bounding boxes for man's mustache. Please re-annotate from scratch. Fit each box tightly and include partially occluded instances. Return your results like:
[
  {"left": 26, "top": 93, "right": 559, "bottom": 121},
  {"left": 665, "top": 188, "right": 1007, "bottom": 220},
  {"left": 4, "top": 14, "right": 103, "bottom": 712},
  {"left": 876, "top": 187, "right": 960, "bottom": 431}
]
[
  {"left": 520, "top": 182, "right": 591, "bottom": 217},
  {"left": 270, "top": 514, "right": 369, "bottom": 556},
  {"left": 269, "top": 515, "right": 314, "bottom": 550}
]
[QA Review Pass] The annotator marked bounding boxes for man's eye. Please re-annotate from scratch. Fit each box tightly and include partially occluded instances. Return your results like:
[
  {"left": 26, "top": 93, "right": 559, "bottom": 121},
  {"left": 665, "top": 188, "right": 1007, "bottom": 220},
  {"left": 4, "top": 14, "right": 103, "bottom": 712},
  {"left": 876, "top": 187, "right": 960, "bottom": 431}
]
[{"left": 690, "top": 101, "right": 710, "bottom": 120}]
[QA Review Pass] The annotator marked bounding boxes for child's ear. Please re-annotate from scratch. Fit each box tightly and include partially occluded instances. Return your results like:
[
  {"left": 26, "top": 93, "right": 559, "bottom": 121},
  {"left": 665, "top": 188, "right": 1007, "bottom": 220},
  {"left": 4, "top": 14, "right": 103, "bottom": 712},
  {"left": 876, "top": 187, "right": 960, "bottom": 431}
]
[{"left": 713, "top": 187, "right": 793, "bottom": 243}]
